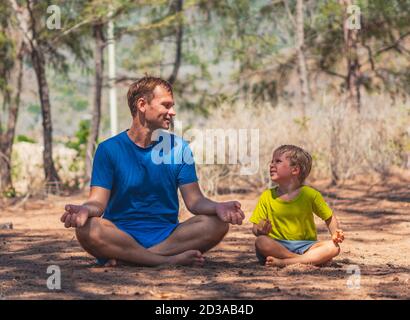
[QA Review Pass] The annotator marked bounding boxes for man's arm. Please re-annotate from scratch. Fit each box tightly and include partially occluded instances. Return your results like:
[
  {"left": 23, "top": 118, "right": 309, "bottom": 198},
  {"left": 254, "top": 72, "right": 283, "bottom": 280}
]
[
  {"left": 179, "top": 182, "right": 245, "bottom": 225},
  {"left": 60, "top": 186, "right": 111, "bottom": 228},
  {"left": 82, "top": 186, "right": 111, "bottom": 217}
]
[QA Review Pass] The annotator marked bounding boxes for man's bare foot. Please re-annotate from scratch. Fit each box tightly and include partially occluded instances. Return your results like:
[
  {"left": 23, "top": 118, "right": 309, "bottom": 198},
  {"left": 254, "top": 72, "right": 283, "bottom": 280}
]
[
  {"left": 265, "top": 256, "right": 285, "bottom": 267},
  {"left": 169, "top": 250, "right": 205, "bottom": 266},
  {"left": 104, "top": 259, "right": 117, "bottom": 267}
]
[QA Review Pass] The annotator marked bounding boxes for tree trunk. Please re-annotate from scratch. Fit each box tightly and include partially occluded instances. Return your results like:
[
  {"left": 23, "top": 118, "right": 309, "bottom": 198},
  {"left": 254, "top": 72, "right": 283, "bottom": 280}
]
[
  {"left": 107, "top": 9, "right": 118, "bottom": 137},
  {"left": 168, "top": 0, "right": 184, "bottom": 132},
  {"left": 31, "top": 47, "right": 61, "bottom": 188},
  {"left": 9, "top": 0, "right": 61, "bottom": 192},
  {"left": 168, "top": 0, "right": 184, "bottom": 85},
  {"left": 295, "top": 0, "right": 310, "bottom": 116},
  {"left": 86, "top": 23, "right": 104, "bottom": 181},
  {"left": 341, "top": 0, "right": 361, "bottom": 111},
  {"left": 329, "top": 109, "right": 341, "bottom": 186},
  {"left": 0, "top": 40, "right": 25, "bottom": 195}
]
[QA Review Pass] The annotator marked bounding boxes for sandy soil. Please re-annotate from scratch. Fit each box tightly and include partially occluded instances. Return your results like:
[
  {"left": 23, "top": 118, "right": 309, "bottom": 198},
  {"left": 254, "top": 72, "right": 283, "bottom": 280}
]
[{"left": 1, "top": 175, "right": 409, "bottom": 300}]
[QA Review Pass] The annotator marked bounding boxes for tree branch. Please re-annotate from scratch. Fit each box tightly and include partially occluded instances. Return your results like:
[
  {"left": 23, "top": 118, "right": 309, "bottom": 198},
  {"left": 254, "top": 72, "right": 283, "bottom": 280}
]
[
  {"left": 283, "top": 0, "right": 296, "bottom": 27},
  {"left": 374, "top": 31, "right": 410, "bottom": 57}
]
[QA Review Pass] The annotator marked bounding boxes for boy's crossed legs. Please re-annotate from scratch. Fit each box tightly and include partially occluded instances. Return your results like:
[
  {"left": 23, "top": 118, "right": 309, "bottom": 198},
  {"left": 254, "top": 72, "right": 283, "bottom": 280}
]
[{"left": 255, "top": 235, "right": 340, "bottom": 267}]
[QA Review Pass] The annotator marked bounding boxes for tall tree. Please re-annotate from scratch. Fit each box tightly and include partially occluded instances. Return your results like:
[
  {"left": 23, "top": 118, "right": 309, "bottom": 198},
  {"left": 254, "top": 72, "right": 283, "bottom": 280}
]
[
  {"left": 85, "top": 21, "right": 105, "bottom": 180},
  {"left": 9, "top": 0, "right": 61, "bottom": 188},
  {"left": 307, "top": 0, "right": 410, "bottom": 107},
  {"left": 0, "top": 9, "right": 25, "bottom": 195},
  {"left": 295, "top": 0, "right": 310, "bottom": 113},
  {"left": 168, "top": 0, "right": 184, "bottom": 85},
  {"left": 8, "top": 0, "right": 118, "bottom": 190},
  {"left": 340, "top": 0, "right": 362, "bottom": 111}
]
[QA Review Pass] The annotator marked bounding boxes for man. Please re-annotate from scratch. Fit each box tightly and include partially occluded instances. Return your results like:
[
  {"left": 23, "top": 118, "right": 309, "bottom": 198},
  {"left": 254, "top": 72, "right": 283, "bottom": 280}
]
[{"left": 61, "top": 76, "right": 245, "bottom": 267}]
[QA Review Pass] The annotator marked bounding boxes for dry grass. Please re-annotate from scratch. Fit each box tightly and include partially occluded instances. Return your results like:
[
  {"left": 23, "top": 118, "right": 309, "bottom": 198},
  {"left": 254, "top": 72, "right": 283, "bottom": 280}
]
[
  {"left": 178, "top": 94, "right": 410, "bottom": 195},
  {"left": 9, "top": 94, "right": 410, "bottom": 196}
]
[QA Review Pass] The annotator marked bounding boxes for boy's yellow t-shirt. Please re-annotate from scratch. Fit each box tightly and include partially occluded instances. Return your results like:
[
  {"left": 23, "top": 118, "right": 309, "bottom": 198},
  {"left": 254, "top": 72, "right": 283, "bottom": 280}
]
[{"left": 249, "top": 186, "right": 333, "bottom": 241}]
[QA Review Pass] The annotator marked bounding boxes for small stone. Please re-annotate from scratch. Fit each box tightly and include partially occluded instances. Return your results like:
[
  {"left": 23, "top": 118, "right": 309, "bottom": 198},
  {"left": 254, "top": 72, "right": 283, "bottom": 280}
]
[
  {"left": 392, "top": 277, "right": 399, "bottom": 281},
  {"left": 0, "top": 223, "right": 13, "bottom": 230}
]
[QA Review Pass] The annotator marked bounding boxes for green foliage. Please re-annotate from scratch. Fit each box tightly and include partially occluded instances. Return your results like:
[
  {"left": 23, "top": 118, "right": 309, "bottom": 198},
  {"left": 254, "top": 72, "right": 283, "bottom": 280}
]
[
  {"left": 2, "top": 187, "right": 16, "bottom": 198},
  {"left": 307, "top": 0, "right": 410, "bottom": 96},
  {"left": 27, "top": 103, "right": 41, "bottom": 114},
  {"left": 293, "top": 116, "right": 311, "bottom": 131},
  {"left": 65, "top": 120, "right": 90, "bottom": 158},
  {"left": 16, "top": 135, "right": 36, "bottom": 143}
]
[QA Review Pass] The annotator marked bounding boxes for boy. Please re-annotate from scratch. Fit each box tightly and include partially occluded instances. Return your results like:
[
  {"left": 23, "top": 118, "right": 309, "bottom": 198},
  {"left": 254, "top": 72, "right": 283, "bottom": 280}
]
[{"left": 250, "top": 145, "right": 344, "bottom": 267}]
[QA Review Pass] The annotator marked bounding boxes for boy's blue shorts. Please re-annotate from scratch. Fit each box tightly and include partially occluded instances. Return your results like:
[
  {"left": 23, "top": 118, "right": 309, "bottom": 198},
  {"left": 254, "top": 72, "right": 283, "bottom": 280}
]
[{"left": 256, "top": 239, "right": 317, "bottom": 265}]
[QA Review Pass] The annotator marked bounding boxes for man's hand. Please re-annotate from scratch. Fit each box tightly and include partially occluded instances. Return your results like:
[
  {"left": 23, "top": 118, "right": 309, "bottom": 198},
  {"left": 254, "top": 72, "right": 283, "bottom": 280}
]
[
  {"left": 256, "top": 219, "right": 272, "bottom": 236},
  {"left": 332, "top": 229, "right": 345, "bottom": 244},
  {"left": 215, "top": 201, "right": 245, "bottom": 225},
  {"left": 60, "top": 204, "right": 89, "bottom": 228}
]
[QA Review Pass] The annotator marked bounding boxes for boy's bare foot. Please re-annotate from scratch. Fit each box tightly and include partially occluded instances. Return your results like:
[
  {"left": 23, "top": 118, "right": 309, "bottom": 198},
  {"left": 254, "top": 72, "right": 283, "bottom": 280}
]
[
  {"left": 169, "top": 250, "right": 205, "bottom": 266},
  {"left": 265, "top": 256, "right": 285, "bottom": 267}
]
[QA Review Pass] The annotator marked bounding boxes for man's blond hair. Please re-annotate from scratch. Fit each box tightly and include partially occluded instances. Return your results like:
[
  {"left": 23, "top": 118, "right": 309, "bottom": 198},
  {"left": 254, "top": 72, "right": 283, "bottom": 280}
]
[{"left": 273, "top": 145, "right": 312, "bottom": 183}]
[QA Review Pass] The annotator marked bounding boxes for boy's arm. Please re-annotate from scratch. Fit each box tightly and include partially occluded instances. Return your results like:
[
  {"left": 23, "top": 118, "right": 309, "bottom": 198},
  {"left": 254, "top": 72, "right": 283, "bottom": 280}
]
[
  {"left": 252, "top": 224, "right": 259, "bottom": 236},
  {"left": 325, "top": 215, "right": 344, "bottom": 244},
  {"left": 252, "top": 220, "right": 272, "bottom": 236},
  {"left": 325, "top": 215, "right": 339, "bottom": 234}
]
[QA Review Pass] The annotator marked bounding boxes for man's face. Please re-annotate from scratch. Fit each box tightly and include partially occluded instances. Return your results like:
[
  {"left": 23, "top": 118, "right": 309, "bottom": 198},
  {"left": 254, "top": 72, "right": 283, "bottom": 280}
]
[
  {"left": 269, "top": 152, "right": 297, "bottom": 183},
  {"left": 144, "top": 85, "right": 176, "bottom": 130}
]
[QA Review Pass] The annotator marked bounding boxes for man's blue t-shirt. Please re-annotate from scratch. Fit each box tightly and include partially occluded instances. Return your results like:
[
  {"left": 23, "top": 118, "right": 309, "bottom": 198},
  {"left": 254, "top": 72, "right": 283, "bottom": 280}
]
[{"left": 90, "top": 130, "right": 198, "bottom": 248}]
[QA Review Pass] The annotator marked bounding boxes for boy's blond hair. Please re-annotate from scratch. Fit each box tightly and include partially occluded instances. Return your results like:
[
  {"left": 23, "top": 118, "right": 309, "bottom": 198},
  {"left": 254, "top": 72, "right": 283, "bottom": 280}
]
[{"left": 273, "top": 145, "right": 312, "bottom": 183}]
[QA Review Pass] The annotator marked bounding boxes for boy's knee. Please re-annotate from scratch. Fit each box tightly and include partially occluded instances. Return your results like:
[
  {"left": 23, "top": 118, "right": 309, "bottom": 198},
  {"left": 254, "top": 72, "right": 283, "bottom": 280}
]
[
  {"left": 255, "top": 235, "right": 270, "bottom": 251},
  {"left": 327, "top": 241, "right": 341, "bottom": 257}
]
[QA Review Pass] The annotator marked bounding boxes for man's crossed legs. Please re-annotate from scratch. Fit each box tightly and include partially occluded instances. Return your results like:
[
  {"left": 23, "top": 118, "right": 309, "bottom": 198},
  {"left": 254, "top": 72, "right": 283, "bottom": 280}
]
[{"left": 76, "top": 215, "right": 229, "bottom": 267}]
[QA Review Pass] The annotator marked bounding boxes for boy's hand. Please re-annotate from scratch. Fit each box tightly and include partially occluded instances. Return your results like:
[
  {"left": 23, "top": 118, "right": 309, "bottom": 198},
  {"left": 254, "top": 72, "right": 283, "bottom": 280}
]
[
  {"left": 256, "top": 219, "right": 272, "bottom": 235},
  {"left": 332, "top": 229, "right": 345, "bottom": 244}
]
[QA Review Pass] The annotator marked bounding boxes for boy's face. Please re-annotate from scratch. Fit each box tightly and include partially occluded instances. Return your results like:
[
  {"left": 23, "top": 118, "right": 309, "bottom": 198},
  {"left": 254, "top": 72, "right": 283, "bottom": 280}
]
[{"left": 270, "top": 152, "right": 300, "bottom": 183}]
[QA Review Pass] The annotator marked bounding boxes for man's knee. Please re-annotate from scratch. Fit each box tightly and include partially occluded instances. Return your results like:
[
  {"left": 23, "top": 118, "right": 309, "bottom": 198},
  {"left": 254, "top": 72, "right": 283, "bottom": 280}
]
[
  {"left": 197, "top": 215, "right": 229, "bottom": 239},
  {"left": 75, "top": 217, "right": 103, "bottom": 247}
]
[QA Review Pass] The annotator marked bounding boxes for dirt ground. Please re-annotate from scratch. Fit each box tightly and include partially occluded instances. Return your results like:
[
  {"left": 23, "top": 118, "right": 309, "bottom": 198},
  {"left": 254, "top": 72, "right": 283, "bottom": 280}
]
[{"left": 1, "top": 174, "right": 409, "bottom": 300}]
